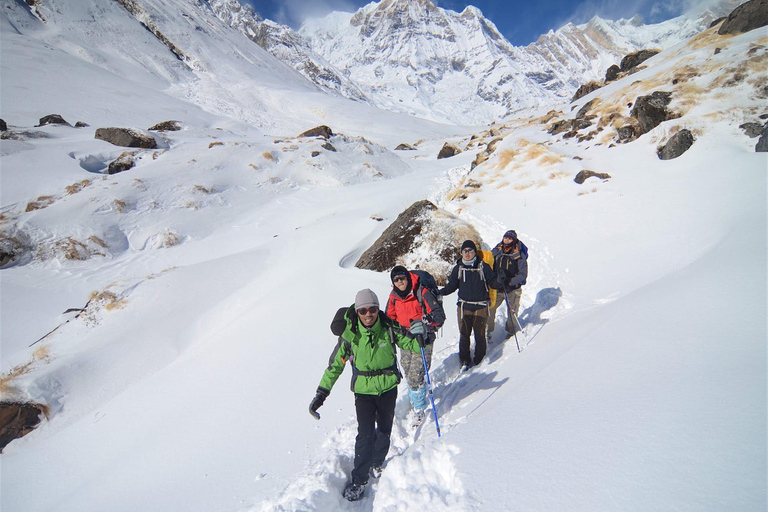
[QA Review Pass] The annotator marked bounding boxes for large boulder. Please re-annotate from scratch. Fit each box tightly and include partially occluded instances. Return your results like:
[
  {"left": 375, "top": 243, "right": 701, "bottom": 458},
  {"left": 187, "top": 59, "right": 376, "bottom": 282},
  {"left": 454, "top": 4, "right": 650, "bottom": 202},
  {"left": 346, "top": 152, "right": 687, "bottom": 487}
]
[
  {"left": 718, "top": 0, "right": 768, "bottom": 35},
  {"left": 298, "top": 125, "right": 333, "bottom": 139},
  {"left": 0, "top": 118, "right": 7, "bottom": 131},
  {"left": 37, "top": 114, "right": 71, "bottom": 127},
  {"left": 355, "top": 200, "right": 482, "bottom": 284},
  {"left": 395, "top": 143, "right": 416, "bottom": 151},
  {"left": 0, "top": 402, "right": 47, "bottom": 452},
  {"left": 95, "top": 127, "right": 157, "bottom": 149},
  {"left": 630, "top": 91, "right": 673, "bottom": 135},
  {"left": 657, "top": 129, "right": 695, "bottom": 160}
]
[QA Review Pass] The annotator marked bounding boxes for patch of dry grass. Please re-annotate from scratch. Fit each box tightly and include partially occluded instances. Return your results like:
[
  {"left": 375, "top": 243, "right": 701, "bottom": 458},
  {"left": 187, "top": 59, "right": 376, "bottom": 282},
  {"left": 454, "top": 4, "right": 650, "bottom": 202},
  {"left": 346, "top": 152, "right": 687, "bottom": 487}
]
[
  {"left": 0, "top": 345, "right": 52, "bottom": 395},
  {"left": 25, "top": 196, "right": 54, "bottom": 212},
  {"left": 65, "top": 180, "right": 91, "bottom": 195},
  {"left": 493, "top": 148, "right": 518, "bottom": 170},
  {"left": 208, "top": 141, "right": 224, "bottom": 148}
]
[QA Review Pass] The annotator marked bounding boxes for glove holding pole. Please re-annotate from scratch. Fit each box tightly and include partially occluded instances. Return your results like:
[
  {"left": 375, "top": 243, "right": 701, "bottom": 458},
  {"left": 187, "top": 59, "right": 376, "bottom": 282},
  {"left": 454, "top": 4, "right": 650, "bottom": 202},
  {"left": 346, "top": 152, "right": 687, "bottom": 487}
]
[{"left": 308, "top": 387, "right": 330, "bottom": 420}]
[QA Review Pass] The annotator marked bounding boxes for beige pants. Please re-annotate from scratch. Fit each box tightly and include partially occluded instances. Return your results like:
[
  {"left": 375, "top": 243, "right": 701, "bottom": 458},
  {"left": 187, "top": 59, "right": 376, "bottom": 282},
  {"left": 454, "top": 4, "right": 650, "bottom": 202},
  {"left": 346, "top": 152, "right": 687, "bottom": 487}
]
[{"left": 488, "top": 288, "right": 522, "bottom": 335}]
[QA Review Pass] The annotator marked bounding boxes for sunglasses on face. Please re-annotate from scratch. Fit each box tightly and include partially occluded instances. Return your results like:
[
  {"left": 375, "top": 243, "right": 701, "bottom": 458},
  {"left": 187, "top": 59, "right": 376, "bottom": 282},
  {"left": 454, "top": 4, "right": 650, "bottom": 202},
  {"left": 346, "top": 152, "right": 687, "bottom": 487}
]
[
  {"left": 462, "top": 248, "right": 475, "bottom": 253},
  {"left": 357, "top": 306, "right": 379, "bottom": 316},
  {"left": 393, "top": 275, "right": 408, "bottom": 283}
]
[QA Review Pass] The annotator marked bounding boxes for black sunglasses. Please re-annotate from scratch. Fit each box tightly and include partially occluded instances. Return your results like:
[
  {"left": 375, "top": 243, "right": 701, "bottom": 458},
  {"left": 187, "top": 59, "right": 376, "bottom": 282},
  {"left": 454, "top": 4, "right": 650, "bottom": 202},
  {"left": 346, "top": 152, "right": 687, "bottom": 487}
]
[
  {"left": 357, "top": 306, "right": 379, "bottom": 315},
  {"left": 393, "top": 275, "right": 408, "bottom": 283},
  {"left": 462, "top": 248, "right": 475, "bottom": 253}
]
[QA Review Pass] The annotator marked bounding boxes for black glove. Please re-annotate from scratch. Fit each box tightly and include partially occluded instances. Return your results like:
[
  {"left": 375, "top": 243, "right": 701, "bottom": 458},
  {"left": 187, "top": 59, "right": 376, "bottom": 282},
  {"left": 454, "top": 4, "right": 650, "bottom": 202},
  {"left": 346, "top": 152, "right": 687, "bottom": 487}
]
[
  {"left": 309, "top": 387, "right": 330, "bottom": 420},
  {"left": 496, "top": 269, "right": 508, "bottom": 283}
]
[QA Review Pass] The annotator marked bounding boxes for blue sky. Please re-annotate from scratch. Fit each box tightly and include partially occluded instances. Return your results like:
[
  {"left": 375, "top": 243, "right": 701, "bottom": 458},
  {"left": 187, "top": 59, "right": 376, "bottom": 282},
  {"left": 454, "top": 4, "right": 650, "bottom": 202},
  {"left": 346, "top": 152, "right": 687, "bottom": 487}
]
[{"left": 240, "top": 0, "right": 719, "bottom": 45}]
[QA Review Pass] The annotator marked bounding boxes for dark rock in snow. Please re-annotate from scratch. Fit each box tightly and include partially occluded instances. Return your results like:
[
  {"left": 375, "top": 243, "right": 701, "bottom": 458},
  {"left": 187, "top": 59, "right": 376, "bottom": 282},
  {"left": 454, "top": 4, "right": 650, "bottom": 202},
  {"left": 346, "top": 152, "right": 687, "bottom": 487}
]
[
  {"left": 574, "top": 170, "right": 611, "bottom": 184},
  {"left": 620, "top": 49, "right": 661, "bottom": 73},
  {"left": 321, "top": 142, "right": 337, "bottom": 152},
  {"left": 148, "top": 120, "right": 182, "bottom": 131},
  {"left": 571, "top": 82, "right": 602, "bottom": 102},
  {"left": 617, "top": 125, "right": 637, "bottom": 142},
  {"left": 74, "top": 121, "right": 89, "bottom": 128},
  {"left": 739, "top": 122, "right": 765, "bottom": 138},
  {"left": 605, "top": 64, "right": 621, "bottom": 83},
  {"left": 756, "top": 125, "right": 768, "bottom": 152},
  {"left": 630, "top": 91, "right": 673, "bottom": 135},
  {"left": 37, "top": 114, "right": 71, "bottom": 127},
  {"left": 657, "top": 129, "right": 695, "bottom": 160},
  {"left": 95, "top": 127, "right": 157, "bottom": 149},
  {"left": 0, "top": 402, "right": 47, "bottom": 452},
  {"left": 395, "top": 143, "right": 416, "bottom": 150},
  {"left": 710, "top": 16, "right": 727, "bottom": 28},
  {"left": 0, "top": 119, "right": 7, "bottom": 131},
  {"left": 437, "top": 142, "right": 461, "bottom": 159},
  {"left": 576, "top": 99, "right": 599, "bottom": 119},
  {"left": 718, "top": 0, "right": 768, "bottom": 35},
  {"left": 107, "top": 151, "right": 136, "bottom": 174},
  {"left": 299, "top": 125, "right": 333, "bottom": 139}
]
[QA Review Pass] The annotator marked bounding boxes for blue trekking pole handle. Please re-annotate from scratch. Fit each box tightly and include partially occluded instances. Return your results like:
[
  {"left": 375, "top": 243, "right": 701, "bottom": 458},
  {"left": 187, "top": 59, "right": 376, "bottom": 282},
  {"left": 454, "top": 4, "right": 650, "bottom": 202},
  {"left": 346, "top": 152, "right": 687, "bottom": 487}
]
[
  {"left": 418, "top": 334, "right": 441, "bottom": 438},
  {"left": 502, "top": 288, "right": 521, "bottom": 353}
]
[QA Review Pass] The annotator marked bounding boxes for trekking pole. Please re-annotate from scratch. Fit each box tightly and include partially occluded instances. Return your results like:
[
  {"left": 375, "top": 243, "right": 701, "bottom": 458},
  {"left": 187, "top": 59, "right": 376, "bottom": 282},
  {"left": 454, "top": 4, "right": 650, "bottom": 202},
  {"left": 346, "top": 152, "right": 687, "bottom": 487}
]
[
  {"left": 417, "top": 334, "right": 441, "bottom": 438},
  {"left": 503, "top": 288, "right": 521, "bottom": 353}
]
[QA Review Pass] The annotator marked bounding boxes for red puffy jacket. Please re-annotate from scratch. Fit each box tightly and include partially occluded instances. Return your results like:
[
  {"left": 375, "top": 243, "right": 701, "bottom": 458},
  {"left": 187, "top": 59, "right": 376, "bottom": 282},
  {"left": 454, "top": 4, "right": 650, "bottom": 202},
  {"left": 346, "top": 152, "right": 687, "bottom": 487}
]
[{"left": 385, "top": 272, "right": 444, "bottom": 329}]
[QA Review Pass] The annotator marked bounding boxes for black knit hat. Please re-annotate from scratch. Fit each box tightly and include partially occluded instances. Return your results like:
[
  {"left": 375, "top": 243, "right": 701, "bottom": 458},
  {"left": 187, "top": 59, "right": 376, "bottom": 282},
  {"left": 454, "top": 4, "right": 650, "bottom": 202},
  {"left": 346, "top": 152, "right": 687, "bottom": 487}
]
[
  {"left": 390, "top": 265, "right": 408, "bottom": 281},
  {"left": 503, "top": 230, "right": 518, "bottom": 241},
  {"left": 461, "top": 240, "right": 477, "bottom": 252}
]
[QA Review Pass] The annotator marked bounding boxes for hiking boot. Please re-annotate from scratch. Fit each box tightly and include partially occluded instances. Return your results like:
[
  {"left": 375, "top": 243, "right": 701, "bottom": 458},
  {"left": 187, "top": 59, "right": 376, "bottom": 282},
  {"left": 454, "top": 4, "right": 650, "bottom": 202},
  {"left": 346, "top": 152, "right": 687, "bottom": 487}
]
[
  {"left": 461, "top": 362, "right": 472, "bottom": 372},
  {"left": 370, "top": 463, "right": 384, "bottom": 479},
  {"left": 412, "top": 409, "right": 425, "bottom": 428},
  {"left": 342, "top": 481, "right": 366, "bottom": 501}
]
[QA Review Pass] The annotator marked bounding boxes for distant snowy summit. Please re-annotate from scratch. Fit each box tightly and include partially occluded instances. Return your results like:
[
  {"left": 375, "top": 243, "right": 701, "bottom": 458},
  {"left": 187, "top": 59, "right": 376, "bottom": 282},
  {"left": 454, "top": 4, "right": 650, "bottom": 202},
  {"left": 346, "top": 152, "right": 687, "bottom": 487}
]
[{"left": 297, "top": 0, "right": 734, "bottom": 124}]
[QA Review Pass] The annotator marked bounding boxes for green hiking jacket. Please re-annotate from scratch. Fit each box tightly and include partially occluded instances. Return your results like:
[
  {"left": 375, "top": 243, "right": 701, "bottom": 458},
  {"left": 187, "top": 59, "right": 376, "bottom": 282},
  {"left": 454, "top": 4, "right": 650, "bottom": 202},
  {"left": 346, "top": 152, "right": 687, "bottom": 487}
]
[{"left": 318, "top": 305, "right": 422, "bottom": 396}]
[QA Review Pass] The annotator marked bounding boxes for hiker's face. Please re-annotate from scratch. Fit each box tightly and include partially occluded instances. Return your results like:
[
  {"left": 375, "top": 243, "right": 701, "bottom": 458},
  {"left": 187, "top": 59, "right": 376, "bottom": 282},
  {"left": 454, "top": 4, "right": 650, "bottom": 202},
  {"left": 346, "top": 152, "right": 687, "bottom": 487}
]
[
  {"left": 393, "top": 274, "right": 408, "bottom": 291},
  {"left": 503, "top": 235, "right": 515, "bottom": 245},
  {"left": 357, "top": 306, "right": 378, "bottom": 327},
  {"left": 462, "top": 248, "right": 475, "bottom": 261}
]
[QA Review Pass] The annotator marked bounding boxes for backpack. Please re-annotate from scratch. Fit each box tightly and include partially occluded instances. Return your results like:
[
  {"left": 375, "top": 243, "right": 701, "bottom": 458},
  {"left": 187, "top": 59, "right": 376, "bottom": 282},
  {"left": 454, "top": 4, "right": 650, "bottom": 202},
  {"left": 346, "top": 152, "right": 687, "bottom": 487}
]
[{"left": 477, "top": 249, "right": 497, "bottom": 305}]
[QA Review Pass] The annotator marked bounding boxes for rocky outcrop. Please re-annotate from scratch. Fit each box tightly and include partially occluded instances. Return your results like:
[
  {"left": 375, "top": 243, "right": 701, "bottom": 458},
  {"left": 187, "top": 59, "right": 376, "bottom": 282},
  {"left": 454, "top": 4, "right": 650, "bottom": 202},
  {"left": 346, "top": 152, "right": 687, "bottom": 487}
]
[
  {"left": 149, "top": 120, "right": 182, "bottom": 131},
  {"left": 0, "top": 402, "right": 47, "bottom": 452},
  {"left": 620, "top": 49, "right": 661, "bottom": 73},
  {"left": 574, "top": 170, "right": 611, "bottom": 184},
  {"left": 298, "top": 125, "right": 333, "bottom": 139},
  {"left": 395, "top": 143, "right": 416, "bottom": 150},
  {"left": 37, "top": 114, "right": 71, "bottom": 127},
  {"left": 437, "top": 142, "right": 461, "bottom": 159},
  {"left": 630, "top": 91, "right": 674, "bottom": 135},
  {"left": 718, "top": 0, "right": 768, "bottom": 35},
  {"left": 657, "top": 129, "right": 695, "bottom": 160},
  {"left": 95, "top": 127, "right": 157, "bottom": 149},
  {"left": 74, "top": 121, "right": 89, "bottom": 128},
  {"left": 355, "top": 200, "right": 481, "bottom": 282},
  {"left": 571, "top": 81, "right": 602, "bottom": 102},
  {"left": 0, "top": 119, "right": 7, "bottom": 131}
]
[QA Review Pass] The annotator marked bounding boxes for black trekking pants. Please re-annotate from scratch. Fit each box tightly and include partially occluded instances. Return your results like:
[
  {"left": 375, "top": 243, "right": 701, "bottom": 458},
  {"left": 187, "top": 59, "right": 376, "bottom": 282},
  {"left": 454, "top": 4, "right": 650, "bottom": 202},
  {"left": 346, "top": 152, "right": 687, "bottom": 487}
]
[
  {"left": 458, "top": 305, "right": 488, "bottom": 366},
  {"left": 351, "top": 387, "right": 397, "bottom": 485}
]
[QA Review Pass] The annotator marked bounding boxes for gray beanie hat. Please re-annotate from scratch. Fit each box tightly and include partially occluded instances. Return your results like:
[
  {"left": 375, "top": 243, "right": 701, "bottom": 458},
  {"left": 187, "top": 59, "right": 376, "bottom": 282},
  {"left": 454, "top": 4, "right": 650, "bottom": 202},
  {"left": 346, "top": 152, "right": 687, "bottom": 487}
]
[{"left": 354, "top": 288, "right": 379, "bottom": 310}]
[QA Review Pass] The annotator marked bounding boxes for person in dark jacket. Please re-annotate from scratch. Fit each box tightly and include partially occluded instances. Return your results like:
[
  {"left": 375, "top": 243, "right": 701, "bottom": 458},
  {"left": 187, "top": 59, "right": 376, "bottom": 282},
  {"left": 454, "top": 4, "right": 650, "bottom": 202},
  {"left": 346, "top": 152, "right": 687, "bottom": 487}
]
[
  {"left": 438, "top": 240, "right": 503, "bottom": 370},
  {"left": 385, "top": 265, "right": 445, "bottom": 426},
  {"left": 309, "top": 289, "right": 424, "bottom": 502},
  {"left": 488, "top": 230, "right": 528, "bottom": 338}
]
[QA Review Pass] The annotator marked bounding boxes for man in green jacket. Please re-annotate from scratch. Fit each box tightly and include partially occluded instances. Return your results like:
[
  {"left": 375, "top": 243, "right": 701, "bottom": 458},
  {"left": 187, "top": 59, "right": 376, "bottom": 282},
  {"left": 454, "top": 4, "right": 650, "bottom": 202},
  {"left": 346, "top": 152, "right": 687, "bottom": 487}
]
[{"left": 309, "top": 288, "right": 424, "bottom": 502}]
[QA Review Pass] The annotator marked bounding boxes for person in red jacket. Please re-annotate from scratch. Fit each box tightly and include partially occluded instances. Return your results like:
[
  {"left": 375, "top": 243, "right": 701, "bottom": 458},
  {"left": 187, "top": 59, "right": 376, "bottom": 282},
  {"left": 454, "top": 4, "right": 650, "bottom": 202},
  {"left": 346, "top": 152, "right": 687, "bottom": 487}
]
[{"left": 385, "top": 266, "right": 445, "bottom": 426}]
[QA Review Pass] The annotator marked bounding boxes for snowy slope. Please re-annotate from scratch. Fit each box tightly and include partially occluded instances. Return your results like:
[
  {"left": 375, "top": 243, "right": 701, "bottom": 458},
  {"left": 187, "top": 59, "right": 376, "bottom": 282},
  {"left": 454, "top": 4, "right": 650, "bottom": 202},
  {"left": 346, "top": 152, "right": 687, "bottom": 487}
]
[{"left": 1, "top": 2, "right": 766, "bottom": 512}]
